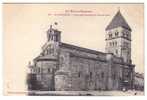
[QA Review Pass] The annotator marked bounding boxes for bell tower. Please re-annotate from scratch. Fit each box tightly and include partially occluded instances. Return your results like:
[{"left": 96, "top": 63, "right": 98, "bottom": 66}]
[
  {"left": 47, "top": 22, "right": 61, "bottom": 43},
  {"left": 105, "top": 10, "right": 132, "bottom": 63},
  {"left": 42, "top": 22, "right": 61, "bottom": 56}
]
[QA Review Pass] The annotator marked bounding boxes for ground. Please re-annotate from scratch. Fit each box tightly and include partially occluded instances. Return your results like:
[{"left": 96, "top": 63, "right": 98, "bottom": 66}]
[
  {"left": 7, "top": 90, "right": 144, "bottom": 96},
  {"left": 27, "top": 90, "right": 144, "bottom": 96}
]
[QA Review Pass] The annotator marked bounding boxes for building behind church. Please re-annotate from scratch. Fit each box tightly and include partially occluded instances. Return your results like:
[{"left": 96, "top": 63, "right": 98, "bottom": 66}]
[{"left": 27, "top": 10, "right": 135, "bottom": 91}]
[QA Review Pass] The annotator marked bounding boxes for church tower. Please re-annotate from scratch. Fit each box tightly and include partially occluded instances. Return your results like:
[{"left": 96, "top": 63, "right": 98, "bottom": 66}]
[
  {"left": 105, "top": 10, "right": 132, "bottom": 63},
  {"left": 47, "top": 22, "right": 61, "bottom": 43},
  {"left": 42, "top": 22, "right": 61, "bottom": 57}
]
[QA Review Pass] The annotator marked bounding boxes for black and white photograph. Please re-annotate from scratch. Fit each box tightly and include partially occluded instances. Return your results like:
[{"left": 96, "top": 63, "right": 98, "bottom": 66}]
[{"left": 3, "top": 3, "right": 144, "bottom": 96}]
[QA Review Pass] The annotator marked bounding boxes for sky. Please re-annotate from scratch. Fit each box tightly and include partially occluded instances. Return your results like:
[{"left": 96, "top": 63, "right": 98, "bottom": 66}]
[{"left": 3, "top": 4, "right": 144, "bottom": 93}]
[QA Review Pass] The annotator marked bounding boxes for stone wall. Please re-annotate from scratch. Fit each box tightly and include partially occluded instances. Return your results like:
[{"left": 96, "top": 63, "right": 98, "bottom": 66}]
[
  {"left": 28, "top": 43, "right": 134, "bottom": 91},
  {"left": 69, "top": 55, "right": 108, "bottom": 90},
  {"left": 54, "top": 46, "right": 126, "bottom": 91},
  {"left": 33, "top": 60, "right": 57, "bottom": 91}
]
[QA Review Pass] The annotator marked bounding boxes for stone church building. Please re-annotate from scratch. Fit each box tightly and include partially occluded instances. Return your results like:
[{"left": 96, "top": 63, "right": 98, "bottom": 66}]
[{"left": 27, "top": 10, "right": 135, "bottom": 91}]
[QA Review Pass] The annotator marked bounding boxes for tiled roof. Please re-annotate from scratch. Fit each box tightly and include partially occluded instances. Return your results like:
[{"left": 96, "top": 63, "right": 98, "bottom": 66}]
[
  {"left": 34, "top": 55, "right": 57, "bottom": 61},
  {"left": 60, "top": 42, "right": 106, "bottom": 55},
  {"left": 106, "top": 10, "right": 131, "bottom": 31}
]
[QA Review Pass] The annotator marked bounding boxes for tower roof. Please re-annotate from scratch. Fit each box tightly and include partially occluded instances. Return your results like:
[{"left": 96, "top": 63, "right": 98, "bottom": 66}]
[{"left": 106, "top": 10, "right": 132, "bottom": 31}]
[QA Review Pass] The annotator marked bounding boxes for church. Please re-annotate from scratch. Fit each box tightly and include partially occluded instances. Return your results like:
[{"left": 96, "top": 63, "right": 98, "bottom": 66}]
[{"left": 27, "top": 10, "right": 135, "bottom": 91}]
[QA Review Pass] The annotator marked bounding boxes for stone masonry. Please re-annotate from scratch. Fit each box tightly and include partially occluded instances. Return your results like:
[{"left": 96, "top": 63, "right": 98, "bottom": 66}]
[{"left": 27, "top": 10, "right": 135, "bottom": 91}]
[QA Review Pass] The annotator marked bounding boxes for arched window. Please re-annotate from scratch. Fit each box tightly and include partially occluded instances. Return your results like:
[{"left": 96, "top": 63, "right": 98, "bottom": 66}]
[
  {"left": 55, "top": 34, "right": 58, "bottom": 41},
  {"left": 123, "top": 32, "right": 126, "bottom": 37},
  {"left": 38, "top": 68, "right": 41, "bottom": 73},
  {"left": 115, "top": 31, "right": 119, "bottom": 37},
  {"left": 113, "top": 74, "right": 116, "bottom": 80},
  {"left": 90, "top": 72, "right": 92, "bottom": 78},
  {"left": 113, "top": 42, "right": 115, "bottom": 46},
  {"left": 116, "top": 49, "right": 118, "bottom": 54},
  {"left": 109, "top": 34, "right": 112, "bottom": 38},
  {"left": 60, "top": 56, "right": 64, "bottom": 67},
  {"left": 101, "top": 72, "right": 104, "bottom": 78},
  {"left": 78, "top": 72, "right": 81, "bottom": 77},
  {"left": 127, "top": 51, "right": 129, "bottom": 55},
  {"left": 126, "top": 34, "right": 129, "bottom": 37},
  {"left": 115, "top": 42, "right": 117, "bottom": 46},
  {"left": 48, "top": 68, "right": 50, "bottom": 73}
]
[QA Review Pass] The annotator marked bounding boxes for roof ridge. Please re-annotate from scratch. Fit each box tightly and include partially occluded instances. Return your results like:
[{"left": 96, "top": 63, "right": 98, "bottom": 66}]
[{"left": 60, "top": 42, "right": 106, "bottom": 55}]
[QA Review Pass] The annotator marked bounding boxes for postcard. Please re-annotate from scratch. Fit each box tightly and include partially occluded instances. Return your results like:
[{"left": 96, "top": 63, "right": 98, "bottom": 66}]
[{"left": 3, "top": 3, "right": 144, "bottom": 96}]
